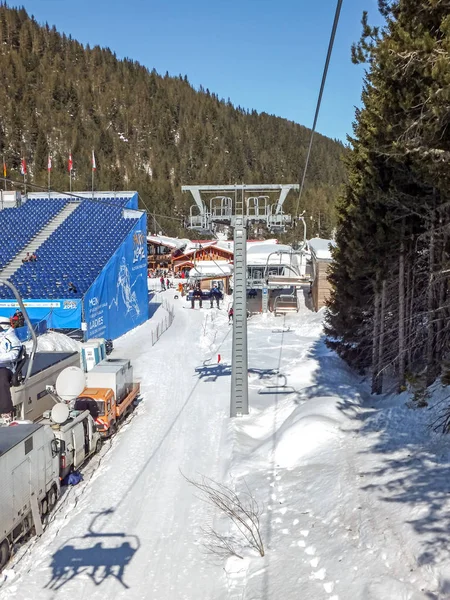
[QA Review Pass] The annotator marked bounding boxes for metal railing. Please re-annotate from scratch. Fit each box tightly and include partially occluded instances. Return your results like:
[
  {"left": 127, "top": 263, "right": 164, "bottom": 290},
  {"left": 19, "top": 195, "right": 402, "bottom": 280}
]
[{"left": 150, "top": 298, "right": 175, "bottom": 346}]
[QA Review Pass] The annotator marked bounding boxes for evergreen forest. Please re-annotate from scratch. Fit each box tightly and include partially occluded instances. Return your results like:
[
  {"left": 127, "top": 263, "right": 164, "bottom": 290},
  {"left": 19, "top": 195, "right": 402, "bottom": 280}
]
[
  {"left": 0, "top": 3, "right": 345, "bottom": 238},
  {"left": 326, "top": 0, "right": 450, "bottom": 394}
]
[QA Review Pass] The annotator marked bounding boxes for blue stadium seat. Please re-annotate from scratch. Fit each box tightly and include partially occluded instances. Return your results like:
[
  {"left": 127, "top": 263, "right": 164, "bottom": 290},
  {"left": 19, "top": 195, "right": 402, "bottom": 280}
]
[
  {"left": 0, "top": 199, "right": 68, "bottom": 269},
  {"left": 2, "top": 197, "right": 138, "bottom": 300}
]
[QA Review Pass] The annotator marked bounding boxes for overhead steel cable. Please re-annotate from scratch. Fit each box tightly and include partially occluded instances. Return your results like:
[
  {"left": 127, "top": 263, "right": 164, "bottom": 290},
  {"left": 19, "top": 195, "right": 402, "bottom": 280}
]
[{"left": 295, "top": 0, "right": 343, "bottom": 218}]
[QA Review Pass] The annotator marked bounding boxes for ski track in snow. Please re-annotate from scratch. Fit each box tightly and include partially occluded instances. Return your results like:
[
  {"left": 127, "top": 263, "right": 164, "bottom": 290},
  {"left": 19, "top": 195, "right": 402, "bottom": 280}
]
[{"left": 2, "top": 286, "right": 450, "bottom": 599}]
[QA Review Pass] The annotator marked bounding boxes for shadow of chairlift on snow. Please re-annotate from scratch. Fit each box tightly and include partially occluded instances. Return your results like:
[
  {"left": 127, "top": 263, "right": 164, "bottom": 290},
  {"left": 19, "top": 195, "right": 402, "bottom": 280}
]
[
  {"left": 195, "top": 363, "right": 288, "bottom": 385},
  {"left": 195, "top": 361, "right": 232, "bottom": 382},
  {"left": 46, "top": 509, "right": 140, "bottom": 592},
  {"left": 271, "top": 326, "right": 292, "bottom": 334}
]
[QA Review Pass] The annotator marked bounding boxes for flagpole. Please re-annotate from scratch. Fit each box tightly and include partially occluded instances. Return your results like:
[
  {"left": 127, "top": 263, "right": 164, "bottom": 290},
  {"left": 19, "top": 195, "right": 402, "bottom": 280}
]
[
  {"left": 3, "top": 155, "right": 6, "bottom": 191},
  {"left": 69, "top": 151, "right": 72, "bottom": 193},
  {"left": 92, "top": 149, "right": 95, "bottom": 198},
  {"left": 22, "top": 156, "right": 27, "bottom": 196},
  {"left": 48, "top": 156, "right": 51, "bottom": 193}
]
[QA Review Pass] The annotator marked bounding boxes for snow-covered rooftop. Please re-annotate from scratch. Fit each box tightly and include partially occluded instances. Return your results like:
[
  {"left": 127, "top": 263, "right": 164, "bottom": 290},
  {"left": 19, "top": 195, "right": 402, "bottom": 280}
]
[
  {"left": 147, "top": 235, "right": 281, "bottom": 258},
  {"left": 147, "top": 234, "right": 190, "bottom": 250},
  {"left": 188, "top": 261, "right": 233, "bottom": 278},
  {"left": 247, "top": 243, "right": 300, "bottom": 266},
  {"left": 308, "top": 237, "right": 335, "bottom": 260}
]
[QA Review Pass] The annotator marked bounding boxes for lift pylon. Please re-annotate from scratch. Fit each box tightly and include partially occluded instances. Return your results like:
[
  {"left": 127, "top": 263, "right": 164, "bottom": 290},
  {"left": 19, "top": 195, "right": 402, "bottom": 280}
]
[{"left": 181, "top": 184, "right": 299, "bottom": 417}]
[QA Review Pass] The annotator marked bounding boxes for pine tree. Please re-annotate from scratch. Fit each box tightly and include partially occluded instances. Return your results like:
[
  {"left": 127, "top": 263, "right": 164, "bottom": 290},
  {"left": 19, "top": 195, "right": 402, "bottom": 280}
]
[{"left": 326, "top": 0, "right": 450, "bottom": 392}]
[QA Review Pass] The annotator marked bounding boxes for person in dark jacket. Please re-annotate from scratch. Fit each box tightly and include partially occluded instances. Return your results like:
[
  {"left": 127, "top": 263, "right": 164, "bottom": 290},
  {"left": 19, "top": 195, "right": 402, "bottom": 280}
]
[
  {"left": 192, "top": 286, "right": 203, "bottom": 309},
  {"left": 210, "top": 285, "right": 221, "bottom": 308}
]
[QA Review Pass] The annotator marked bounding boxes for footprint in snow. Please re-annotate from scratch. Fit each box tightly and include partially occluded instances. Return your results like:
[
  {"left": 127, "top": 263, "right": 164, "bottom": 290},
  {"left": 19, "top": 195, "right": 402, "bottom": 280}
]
[
  {"left": 310, "top": 567, "right": 326, "bottom": 580},
  {"left": 273, "top": 517, "right": 283, "bottom": 524}
]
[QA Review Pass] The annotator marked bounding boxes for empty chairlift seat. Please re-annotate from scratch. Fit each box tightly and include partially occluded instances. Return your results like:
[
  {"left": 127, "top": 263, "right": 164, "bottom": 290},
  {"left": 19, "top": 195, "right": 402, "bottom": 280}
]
[{"left": 273, "top": 294, "right": 299, "bottom": 316}]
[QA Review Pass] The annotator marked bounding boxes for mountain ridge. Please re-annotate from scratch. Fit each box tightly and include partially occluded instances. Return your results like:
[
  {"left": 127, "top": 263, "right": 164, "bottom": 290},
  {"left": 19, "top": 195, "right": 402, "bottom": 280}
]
[{"left": 0, "top": 3, "right": 346, "bottom": 236}]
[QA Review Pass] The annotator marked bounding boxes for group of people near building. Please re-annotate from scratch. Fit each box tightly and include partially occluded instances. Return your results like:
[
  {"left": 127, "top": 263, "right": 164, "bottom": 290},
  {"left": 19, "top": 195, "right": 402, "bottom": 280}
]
[
  {"left": 189, "top": 284, "right": 223, "bottom": 309},
  {"left": 149, "top": 268, "right": 187, "bottom": 279},
  {"left": 160, "top": 276, "right": 172, "bottom": 291}
]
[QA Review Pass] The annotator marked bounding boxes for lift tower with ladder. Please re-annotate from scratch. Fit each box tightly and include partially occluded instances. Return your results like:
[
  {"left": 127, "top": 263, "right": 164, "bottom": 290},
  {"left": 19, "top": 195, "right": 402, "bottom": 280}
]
[{"left": 181, "top": 184, "right": 298, "bottom": 417}]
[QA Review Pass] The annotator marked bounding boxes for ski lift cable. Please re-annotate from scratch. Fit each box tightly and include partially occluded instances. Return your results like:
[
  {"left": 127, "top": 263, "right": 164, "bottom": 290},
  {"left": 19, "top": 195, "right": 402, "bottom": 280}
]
[{"left": 294, "top": 0, "right": 343, "bottom": 219}]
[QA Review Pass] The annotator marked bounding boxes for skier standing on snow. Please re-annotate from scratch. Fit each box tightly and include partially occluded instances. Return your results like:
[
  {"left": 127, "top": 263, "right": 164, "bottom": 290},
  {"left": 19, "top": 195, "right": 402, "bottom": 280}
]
[
  {"left": 228, "top": 306, "right": 234, "bottom": 323},
  {"left": 160, "top": 276, "right": 165, "bottom": 291}
]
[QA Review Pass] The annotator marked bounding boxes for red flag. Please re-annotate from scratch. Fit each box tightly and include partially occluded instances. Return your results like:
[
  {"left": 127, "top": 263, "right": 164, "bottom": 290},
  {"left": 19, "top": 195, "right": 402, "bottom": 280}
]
[
  {"left": 20, "top": 158, "right": 27, "bottom": 176},
  {"left": 68, "top": 152, "right": 73, "bottom": 172},
  {"left": 92, "top": 149, "right": 96, "bottom": 171},
  {"left": 47, "top": 155, "right": 52, "bottom": 171}
]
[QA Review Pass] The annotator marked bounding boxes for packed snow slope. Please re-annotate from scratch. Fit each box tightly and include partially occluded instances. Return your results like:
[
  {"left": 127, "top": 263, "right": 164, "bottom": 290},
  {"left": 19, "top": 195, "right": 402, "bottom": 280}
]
[{"left": 2, "top": 286, "right": 450, "bottom": 599}]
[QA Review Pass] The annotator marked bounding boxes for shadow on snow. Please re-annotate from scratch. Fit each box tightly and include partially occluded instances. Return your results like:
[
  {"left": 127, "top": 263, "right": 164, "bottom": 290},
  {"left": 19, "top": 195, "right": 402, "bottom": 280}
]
[
  {"left": 304, "top": 334, "right": 450, "bottom": 598},
  {"left": 46, "top": 509, "right": 140, "bottom": 591}
]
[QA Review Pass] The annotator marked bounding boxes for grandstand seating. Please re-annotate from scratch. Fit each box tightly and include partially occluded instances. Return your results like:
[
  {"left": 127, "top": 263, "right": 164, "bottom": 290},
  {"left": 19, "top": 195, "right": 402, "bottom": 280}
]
[
  {"left": 0, "top": 199, "right": 68, "bottom": 269},
  {"left": 0, "top": 197, "right": 138, "bottom": 300}
]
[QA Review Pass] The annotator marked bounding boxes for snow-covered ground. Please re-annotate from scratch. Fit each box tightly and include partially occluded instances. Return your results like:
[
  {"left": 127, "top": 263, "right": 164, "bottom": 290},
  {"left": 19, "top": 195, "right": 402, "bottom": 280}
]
[{"left": 2, "top": 286, "right": 450, "bottom": 599}]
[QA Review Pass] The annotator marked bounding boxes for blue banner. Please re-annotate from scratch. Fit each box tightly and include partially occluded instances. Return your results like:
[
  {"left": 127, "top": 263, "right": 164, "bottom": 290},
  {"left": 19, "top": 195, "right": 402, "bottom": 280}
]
[
  {"left": 0, "top": 299, "right": 82, "bottom": 330},
  {"left": 83, "top": 213, "right": 148, "bottom": 340},
  {"left": 15, "top": 319, "right": 48, "bottom": 342}
]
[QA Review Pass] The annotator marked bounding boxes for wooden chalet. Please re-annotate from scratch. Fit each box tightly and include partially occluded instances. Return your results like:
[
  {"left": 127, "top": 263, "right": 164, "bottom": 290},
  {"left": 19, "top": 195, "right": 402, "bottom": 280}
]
[
  {"left": 172, "top": 242, "right": 234, "bottom": 274},
  {"left": 147, "top": 235, "right": 182, "bottom": 270}
]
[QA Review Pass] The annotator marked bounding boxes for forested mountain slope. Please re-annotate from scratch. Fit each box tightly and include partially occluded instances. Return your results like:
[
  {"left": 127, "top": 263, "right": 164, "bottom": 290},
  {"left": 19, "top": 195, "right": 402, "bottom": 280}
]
[{"left": 0, "top": 4, "right": 345, "bottom": 236}]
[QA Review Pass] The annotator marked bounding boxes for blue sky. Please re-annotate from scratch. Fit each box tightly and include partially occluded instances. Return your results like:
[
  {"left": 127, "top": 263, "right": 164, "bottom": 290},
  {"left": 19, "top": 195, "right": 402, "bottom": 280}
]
[{"left": 13, "top": 0, "right": 385, "bottom": 142}]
